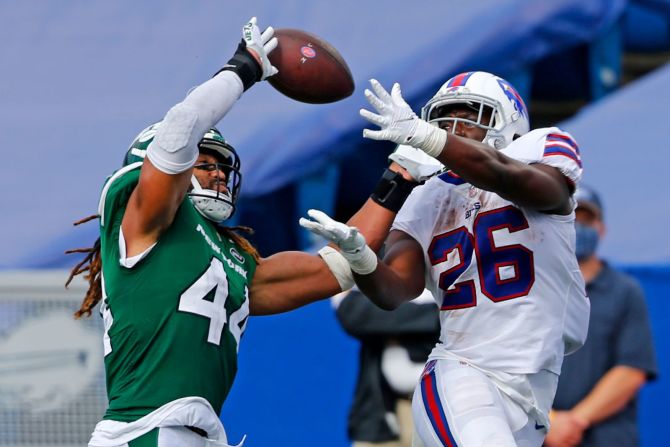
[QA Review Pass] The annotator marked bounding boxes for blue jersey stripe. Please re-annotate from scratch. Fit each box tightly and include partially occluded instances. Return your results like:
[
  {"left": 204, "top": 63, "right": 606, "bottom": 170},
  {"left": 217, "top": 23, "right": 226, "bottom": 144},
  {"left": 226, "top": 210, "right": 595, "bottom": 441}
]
[
  {"left": 547, "top": 134, "right": 580, "bottom": 154},
  {"left": 544, "top": 147, "right": 583, "bottom": 167},
  {"left": 439, "top": 171, "right": 466, "bottom": 185}
]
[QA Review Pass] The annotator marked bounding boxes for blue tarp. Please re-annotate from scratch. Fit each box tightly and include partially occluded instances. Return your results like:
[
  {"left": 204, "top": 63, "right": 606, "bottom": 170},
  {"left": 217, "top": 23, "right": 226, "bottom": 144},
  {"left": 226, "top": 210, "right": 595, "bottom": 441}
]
[
  {"left": 621, "top": 265, "right": 670, "bottom": 447},
  {"left": 0, "top": 0, "right": 626, "bottom": 268},
  {"left": 560, "top": 62, "right": 670, "bottom": 264}
]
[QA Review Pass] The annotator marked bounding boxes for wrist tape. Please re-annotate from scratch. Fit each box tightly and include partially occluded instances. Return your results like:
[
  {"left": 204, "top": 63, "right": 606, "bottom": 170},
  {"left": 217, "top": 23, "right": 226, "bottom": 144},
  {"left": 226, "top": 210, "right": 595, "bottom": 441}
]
[
  {"left": 341, "top": 244, "right": 378, "bottom": 275},
  {"left": 318, "top": 246, "right": 354, "bottom": 291},
  {"left": 412, "top": 120, "right": 448, "bottom": 158},
  {"left": 371, "top": 168, "right": 418, "bottom": 212},
  {"left": 215, "top": 39, "right": 262, "bottom": 91}
]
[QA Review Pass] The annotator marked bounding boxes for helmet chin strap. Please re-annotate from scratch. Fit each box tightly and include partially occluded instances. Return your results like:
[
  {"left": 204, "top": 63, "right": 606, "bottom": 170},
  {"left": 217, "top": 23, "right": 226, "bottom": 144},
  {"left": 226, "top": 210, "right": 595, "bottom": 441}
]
[{"left": 188, "top": 176, "right": 234, "bottom": 223}]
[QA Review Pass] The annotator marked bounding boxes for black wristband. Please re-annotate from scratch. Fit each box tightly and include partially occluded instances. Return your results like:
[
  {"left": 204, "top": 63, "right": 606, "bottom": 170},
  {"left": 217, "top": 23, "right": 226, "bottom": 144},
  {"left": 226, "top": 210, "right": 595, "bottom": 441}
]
[
  {"left": 370, "top": 168, "right": 418, "bottom": 212},
  {"left": 214, "top": 39, "right": 263, "bottom": 91}
]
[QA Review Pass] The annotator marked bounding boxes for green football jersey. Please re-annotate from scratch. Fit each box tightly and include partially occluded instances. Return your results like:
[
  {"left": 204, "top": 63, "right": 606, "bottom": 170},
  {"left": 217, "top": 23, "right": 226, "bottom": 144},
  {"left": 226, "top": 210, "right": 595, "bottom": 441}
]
[{"left": 97, "top": 164, "right": 257, "bottom": 422}]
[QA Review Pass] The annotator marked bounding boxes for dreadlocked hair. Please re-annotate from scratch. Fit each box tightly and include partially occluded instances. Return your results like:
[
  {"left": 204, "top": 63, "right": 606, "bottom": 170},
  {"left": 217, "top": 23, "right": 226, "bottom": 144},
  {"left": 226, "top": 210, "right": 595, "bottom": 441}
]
[
  {"left": 65, "top": 214, "right": 103, "bottom": 319},
  {"left": 218, "top": 225, "right": 261, "bottom": 263}
]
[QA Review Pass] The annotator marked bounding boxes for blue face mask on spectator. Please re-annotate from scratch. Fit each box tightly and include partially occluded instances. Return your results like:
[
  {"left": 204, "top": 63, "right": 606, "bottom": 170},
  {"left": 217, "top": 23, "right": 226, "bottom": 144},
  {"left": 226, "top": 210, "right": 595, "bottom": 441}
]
[{"left": 575, "top": 222, "right": 599, "bottom": 261}]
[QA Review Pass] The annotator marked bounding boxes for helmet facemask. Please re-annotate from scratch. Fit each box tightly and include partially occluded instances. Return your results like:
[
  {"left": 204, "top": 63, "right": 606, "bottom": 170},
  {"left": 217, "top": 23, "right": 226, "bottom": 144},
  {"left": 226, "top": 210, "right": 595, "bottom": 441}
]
[
  {"left": 189, "top": 141, "right": 242, "bottom": 223},
  {"left": 423, "top": 94, "right": 508, "bottom": 149}
]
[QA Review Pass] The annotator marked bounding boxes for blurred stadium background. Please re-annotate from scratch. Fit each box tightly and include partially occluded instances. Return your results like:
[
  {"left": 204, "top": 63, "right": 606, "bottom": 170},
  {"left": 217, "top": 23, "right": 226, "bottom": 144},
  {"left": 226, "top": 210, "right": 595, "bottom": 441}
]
[{"left": 1, "top": 1, "right": 669, "bottom": 445}]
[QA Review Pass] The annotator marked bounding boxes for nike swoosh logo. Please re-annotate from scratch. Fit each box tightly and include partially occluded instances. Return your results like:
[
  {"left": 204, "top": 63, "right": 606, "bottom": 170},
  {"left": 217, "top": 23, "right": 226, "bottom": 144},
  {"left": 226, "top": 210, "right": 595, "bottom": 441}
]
[{"left": 534, "top": 422, "right": 546, "bottom": 430}]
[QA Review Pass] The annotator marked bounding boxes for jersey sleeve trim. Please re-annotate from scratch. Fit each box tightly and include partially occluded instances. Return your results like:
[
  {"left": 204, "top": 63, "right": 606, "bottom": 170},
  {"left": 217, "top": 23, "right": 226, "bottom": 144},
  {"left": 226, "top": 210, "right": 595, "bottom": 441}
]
[
  {"left": 98, "top": 161, "right": 143, "bottom": 227},
  {"left": 118, "top": 226, "right": 156, "bottom": 269},
  {"left": 543, "top": 132, "right": 582, "bottom": 167},
  {"left": 438, "top": 171, "right": 466, "bottom": 185}
]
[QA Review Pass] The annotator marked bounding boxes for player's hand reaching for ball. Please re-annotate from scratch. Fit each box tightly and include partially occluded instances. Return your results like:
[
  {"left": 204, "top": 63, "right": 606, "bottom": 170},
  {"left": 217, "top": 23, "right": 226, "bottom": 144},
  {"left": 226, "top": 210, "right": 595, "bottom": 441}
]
[
  {"left": 220, "top": 17, "right": 278, "bottom": 91},
  {"left": 300, "top": 210, "right": 378, "bottom": 275},
  {"left": 300, "top": 210, "right": 366, "bottom": 254},
  {"left": 360, "top": 79, "right": 447, "bottom": 158},
  {"left": 242, "top": 17, "right": 278, "bottom": 80}
]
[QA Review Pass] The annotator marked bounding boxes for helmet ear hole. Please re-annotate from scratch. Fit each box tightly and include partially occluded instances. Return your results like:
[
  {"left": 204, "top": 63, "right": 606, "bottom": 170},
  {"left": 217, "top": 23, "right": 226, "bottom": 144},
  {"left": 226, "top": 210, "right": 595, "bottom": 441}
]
[{"left": 493, "top": 137, "right": 505, "bottom": 149}]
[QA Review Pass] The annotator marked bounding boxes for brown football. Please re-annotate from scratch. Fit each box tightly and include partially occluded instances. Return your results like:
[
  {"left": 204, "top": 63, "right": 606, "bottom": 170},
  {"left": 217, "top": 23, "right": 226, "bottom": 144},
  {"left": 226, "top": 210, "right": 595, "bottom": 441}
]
[{"left": 267, "top": 28, "right": 355, "bottom": 104}]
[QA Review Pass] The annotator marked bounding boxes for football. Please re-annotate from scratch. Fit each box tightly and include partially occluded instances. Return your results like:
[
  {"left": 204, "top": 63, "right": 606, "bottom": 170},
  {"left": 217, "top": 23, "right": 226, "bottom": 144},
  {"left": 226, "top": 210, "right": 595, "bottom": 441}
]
[{"left": 267, "top": 28, "right": 355, "bottom": 104}]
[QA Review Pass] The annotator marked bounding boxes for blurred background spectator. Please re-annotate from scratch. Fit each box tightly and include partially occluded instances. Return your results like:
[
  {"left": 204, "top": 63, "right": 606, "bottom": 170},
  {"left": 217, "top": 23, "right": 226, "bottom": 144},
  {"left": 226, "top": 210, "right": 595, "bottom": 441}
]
[{"left": 544, "top": 185, "right": 658, "bottom": 447}]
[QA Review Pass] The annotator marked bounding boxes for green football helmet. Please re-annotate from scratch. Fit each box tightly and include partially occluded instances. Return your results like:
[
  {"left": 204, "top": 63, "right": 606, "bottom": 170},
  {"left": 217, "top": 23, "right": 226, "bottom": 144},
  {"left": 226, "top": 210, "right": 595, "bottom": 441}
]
[{"left": 124, "top": 122, "right": 242, "bottom": 222}]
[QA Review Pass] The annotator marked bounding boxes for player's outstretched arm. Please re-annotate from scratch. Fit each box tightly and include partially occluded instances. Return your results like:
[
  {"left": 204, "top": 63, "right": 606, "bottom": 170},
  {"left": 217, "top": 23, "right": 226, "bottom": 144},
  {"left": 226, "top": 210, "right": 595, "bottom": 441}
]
[
  {"left": 248, "top": 202, "right": 402, "bottom": 316},
  {"left": 248, "top": 157, "right": 429, "bottom": 315},
  {"left": 300, "top": 210, "right": 426, "bottom": 310},
  {"left": 344, "top": 155, "right": 433, "bottom": 251},
  {"left": 249, "top": 218, "right": 424, "bottom": 315},
  {"left": 359, "top": 79, "right": 572, "bottom": 214},
  {"left": 248, "top": 205, "right": 412, "bottom": 315},
  {"left": 353, "top": 229, "right": 426, "bottom": 310},
  {"left": 122, "top": 17, "right": 277, "bottom": 257},
  {"left": 248, "top": 251, "right": 342, "bottom": 315},
  {"left": 430, "top": 135, "right": 572, "bottom": 214}
]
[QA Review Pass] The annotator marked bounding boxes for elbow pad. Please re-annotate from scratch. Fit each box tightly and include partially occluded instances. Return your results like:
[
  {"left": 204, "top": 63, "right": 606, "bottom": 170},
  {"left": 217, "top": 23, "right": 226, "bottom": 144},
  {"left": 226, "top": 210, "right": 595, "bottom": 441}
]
[{"left": 146, "top": 103, "right": 202, "bottom": 174}]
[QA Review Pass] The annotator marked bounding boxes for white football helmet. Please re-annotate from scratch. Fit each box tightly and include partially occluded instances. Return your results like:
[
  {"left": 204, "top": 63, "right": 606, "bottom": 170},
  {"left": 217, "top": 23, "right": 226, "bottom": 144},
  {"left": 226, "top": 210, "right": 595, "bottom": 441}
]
[
  {"left": 421, "top": 71, "right": 530, "bottom": 149},
  {"left": 124, "top": 124, "right": 242, "bottom": 223}
]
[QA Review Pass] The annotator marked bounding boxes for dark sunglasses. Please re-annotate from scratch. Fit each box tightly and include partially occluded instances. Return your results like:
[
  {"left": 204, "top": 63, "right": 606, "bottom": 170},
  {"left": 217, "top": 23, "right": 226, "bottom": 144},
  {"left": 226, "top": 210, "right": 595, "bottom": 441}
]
[{"left": 194, "top": 163, "right": 232, "bottom": 173}]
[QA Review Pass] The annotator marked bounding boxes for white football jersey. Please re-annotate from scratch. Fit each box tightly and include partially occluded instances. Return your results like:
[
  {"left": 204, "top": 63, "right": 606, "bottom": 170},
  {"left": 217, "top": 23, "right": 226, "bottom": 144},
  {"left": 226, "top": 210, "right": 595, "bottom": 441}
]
[{"left": 392, "top": 127, "right": 590, "bottom": 375}]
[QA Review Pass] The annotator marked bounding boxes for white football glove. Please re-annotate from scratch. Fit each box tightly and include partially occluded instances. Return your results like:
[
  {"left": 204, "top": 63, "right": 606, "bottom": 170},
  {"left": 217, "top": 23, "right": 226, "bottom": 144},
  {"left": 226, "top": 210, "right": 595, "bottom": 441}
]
[
  {"left": 242, "top": 17, "right": 278, "bottom": 80},
  {"left": 359, "top": 79, "right": 447, "bottom": 158},
  {"left": 299, "top": 210, "right": 365, "bottom": 253},
  {"left": 388, "top": 144, "right": 446, "bottom": 183},
  {"left": 299, "top": 209, "right": 378, "bottom": 274}
]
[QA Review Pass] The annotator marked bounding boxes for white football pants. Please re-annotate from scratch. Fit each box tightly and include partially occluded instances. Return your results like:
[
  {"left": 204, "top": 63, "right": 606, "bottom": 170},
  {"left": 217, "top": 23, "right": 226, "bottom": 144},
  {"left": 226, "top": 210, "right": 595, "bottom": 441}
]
[{"left": 411, "top": 359, "right": 551, "bottom": 447}]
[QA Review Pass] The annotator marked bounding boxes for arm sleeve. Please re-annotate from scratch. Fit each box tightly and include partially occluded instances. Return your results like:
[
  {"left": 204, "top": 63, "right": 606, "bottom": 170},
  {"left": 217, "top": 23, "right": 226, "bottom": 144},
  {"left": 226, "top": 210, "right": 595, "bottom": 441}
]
[
  {"left": 146, "top": 71, "right": 244, "bottom": 174},
  {"left": 614, "top": 276, "right": 659, "bottom": 380},
  {"left": 336, "top": 289, "right": 440, "bottom": 338}
]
